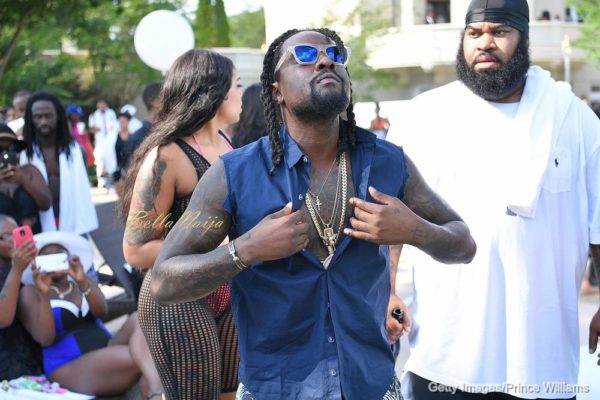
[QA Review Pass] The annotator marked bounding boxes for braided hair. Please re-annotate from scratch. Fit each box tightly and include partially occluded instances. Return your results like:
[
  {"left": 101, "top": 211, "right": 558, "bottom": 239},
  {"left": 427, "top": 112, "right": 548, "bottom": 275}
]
[{"left": 260, "top": 28, "right": 357, "bottom": 174}]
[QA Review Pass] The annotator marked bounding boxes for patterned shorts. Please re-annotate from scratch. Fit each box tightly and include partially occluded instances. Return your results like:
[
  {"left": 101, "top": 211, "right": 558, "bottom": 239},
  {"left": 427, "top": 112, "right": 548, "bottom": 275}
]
[{"left": 236, "top": 375, "right": 403, "bottom": 400}]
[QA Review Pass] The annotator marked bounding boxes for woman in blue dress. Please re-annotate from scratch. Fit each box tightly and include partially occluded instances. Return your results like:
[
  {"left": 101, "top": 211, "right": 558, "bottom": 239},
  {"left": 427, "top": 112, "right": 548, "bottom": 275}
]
[{"left": 19, "top": 231, "right": 163, "bottom": 398}]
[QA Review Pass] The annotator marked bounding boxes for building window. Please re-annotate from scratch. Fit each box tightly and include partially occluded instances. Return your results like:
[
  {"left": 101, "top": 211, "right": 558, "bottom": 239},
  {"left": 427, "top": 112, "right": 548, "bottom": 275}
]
[{"left": 425, "top": 0, "right": 450, "bottom": 24}]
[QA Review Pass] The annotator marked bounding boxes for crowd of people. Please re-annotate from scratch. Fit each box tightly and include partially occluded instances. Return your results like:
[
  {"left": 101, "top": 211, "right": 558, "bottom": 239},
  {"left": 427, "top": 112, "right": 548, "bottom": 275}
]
[
  {"left": 0, "top": 48, "right": 266, "bottom": 398},
  {"left": 0, "top": 0, "right": 599, "bottom": 399}
]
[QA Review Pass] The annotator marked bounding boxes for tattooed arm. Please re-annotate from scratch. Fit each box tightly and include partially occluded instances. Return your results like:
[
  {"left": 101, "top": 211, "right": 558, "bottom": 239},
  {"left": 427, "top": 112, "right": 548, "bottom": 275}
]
[
  {"left": 400, "top": 156, "right": 476, "bottom": 263},
  {"left": 123, "top": 146, "right": 175, "bottom": 269},
  {"left": 346, "top": 155, "right": 476, "bottom": 264},
  {"left": 152, "top": 159, "right": 309, "bottom": 305}
]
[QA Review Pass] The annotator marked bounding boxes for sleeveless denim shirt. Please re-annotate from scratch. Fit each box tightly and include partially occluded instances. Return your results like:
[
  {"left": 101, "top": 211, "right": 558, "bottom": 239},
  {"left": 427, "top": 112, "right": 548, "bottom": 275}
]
[{"left": 222, "top": 125, "right": 409, "bottom": 400}]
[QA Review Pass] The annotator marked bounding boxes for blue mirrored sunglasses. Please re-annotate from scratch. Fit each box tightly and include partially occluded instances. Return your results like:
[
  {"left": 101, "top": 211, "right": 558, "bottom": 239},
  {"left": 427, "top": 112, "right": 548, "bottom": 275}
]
[{"left": 274, "top": 43, "right": 351, "bottom": 73}]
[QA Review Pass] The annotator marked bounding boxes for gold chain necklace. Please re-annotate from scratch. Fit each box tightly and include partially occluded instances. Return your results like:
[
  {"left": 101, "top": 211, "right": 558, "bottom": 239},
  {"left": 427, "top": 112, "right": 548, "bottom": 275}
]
[
  {"left": 308, "top": 156, "right": 342, "bottom": 229},
  {"left": 307, "top": 155, "right": 338, "bottom": 211},
  {"left": 50, "top": 281, "right": 74, "bottom": 300},
  {"left": 305, "top": 152, "right": 347, "bottom": 267}
]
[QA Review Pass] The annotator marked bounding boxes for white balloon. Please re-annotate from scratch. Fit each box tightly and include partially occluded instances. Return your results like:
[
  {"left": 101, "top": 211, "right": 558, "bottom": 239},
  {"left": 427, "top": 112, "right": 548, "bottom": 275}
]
[{"left": 134, "top": 10, "right": 195, "bottom": 72}]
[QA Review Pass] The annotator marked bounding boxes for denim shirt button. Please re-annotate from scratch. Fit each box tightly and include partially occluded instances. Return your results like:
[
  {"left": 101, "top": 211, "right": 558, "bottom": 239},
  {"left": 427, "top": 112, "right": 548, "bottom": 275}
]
[{"left": 329, "top": 369, "right": 337, "bottom": 376}]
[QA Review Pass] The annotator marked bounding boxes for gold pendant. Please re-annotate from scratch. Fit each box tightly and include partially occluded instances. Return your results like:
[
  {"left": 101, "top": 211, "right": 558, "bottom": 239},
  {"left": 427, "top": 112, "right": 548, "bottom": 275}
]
[{"left": 323, "top": 228, "right": 336, "bottom": 246}]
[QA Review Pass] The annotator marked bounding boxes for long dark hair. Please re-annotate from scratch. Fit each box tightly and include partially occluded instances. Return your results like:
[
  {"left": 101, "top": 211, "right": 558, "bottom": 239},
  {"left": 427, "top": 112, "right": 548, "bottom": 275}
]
[
  {"left": 230, "top": 83, "right": 266, "bottom": 148},
  {"left": 260, "top": 28, "right": 357, "bottom": 173},
  {"left": 120, "top": 49, "right": 234, "bottom": 221},
  {"left": 23, "top": 91, "right": 73, "bottom": 160}
]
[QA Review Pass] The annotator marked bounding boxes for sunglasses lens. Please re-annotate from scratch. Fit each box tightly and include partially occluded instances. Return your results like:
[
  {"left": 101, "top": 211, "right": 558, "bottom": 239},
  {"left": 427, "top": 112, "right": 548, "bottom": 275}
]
[
  {"left": 294, "top": 45, "right": 319, "bottom": 63},
  {"left": 326, "top": 46, "right": 346, "bottom": 64}
]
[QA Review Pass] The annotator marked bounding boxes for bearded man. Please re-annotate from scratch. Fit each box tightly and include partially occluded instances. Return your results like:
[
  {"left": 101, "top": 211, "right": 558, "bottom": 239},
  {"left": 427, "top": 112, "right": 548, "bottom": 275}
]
[
  {"left": 151, "top": 28, "right": 476, "bottom": 400},
  {"left": 387, "top": 1, "right": 600, "bottom": 399}
]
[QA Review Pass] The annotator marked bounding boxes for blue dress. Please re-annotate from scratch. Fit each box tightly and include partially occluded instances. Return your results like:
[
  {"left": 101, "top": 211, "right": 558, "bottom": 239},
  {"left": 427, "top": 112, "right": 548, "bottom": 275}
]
[{"left": 42, "top": 295, "right": 111, "bottom": 377}]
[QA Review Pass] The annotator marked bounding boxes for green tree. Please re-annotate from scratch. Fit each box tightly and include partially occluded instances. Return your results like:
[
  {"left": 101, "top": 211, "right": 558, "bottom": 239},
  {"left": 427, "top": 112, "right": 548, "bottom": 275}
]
[
  {"left": 321, "top": 1, "right": 404, "bottom": 101},
  {"left": 194, "top": 0, "right": 230, "bottom": 47},
  {"left": 570, "top": 0, "right": 600, "bottom": 64},
  {"left": 195, "top": 0, "right": 214, "bottom": 47},
  {"left": 0, "top": 0, "right": 85, "bottom": 87},
  {"left": 229, "top": 8, "right": 266, "bottom": 48},
  {"left": 214, "top": 0, "right": 230, "bottom": 47},
  {"left": 0, "top": 0, "right": 183, "bottom": 109}
]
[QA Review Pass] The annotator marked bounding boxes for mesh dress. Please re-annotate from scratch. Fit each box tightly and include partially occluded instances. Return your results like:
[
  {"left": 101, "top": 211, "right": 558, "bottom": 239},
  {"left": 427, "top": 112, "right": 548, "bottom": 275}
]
[{"left": 137, "top": 138, "right": 239, "bottom": 400}]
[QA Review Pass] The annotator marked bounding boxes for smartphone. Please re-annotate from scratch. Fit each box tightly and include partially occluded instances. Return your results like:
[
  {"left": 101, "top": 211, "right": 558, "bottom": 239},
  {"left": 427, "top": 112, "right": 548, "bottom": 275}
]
[
  {"left": 0, "top": 151, "right": 18, "bottom": 169},
  {"left": 35, "top": 253, "right": 69, "bottom": 272},
  {"left": 12, "top": 226, "right": 33, "bottom": 249}
]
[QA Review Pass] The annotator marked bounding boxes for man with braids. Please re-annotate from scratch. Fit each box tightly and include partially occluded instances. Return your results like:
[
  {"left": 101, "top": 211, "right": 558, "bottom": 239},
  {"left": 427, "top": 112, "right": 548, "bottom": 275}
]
[
  {"left": 387, "top": 1, "right": 600, "bottom": 399},
  {"left": 21, "top": 92, "right": 97, "bottom": 235},
  {"left": 152, "top": 28, "right": 476, "bottom": 400}
]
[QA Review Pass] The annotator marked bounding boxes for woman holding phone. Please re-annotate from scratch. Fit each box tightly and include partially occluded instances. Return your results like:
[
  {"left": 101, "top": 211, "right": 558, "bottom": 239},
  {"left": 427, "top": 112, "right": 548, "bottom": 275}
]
[
  {"left": 0, "top": 123, "right": 51, "bottom": 234},
  {"left": 0, "top": 214, "right": 43, "bottom": 380},
  {"left": 19, "top": 231, "right": 164, "bottom": 398}
]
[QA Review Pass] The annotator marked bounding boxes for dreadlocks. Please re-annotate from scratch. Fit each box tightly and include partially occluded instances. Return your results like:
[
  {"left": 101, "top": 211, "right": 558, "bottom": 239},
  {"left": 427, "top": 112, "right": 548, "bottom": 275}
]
[
  {"left": 23, "top": 92, "right": 73, "bottom": 160},
  {"left": 260, "top": 28, "right": 357, "bottom": 174}
]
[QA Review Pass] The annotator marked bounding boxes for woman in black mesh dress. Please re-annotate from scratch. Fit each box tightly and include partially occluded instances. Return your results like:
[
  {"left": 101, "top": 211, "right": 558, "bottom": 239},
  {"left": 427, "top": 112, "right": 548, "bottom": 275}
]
[{"left": 121, "top": 49, "right": 242, "bottom": 400}]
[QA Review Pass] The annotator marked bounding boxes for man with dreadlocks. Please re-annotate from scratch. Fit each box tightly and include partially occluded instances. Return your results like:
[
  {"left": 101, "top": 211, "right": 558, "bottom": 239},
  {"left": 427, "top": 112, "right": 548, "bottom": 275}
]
[
  {"left": 21, "top": 92, "right": 98, "bottom": 235},
  {"left": 152, "top": 29, "right": 476, "bottom": 400}
]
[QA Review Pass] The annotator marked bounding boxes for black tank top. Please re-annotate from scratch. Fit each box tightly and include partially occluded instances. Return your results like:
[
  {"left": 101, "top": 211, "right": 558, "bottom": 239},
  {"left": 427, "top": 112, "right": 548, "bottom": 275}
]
[{"left": 168, "top": 132, "right": 232, "bottom": 227}]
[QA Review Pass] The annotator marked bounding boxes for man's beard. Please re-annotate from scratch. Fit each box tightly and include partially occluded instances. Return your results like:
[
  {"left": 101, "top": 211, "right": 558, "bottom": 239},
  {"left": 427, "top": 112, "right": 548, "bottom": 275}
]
[
  {"left": 456, "top": 34, "right": 530, "bottom": 101},
  {"left": 291, "top": 73, "right": 349, "bottom": 121}
]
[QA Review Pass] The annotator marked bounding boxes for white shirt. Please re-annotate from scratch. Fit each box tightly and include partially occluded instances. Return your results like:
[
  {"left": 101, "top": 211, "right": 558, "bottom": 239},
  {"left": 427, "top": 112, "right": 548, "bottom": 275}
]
[
  {"left": 88, "top": 108, "right": 117, "bottom": 141},
  {"left": 387, "top": 71, "right": 600, "bottom": 399}
]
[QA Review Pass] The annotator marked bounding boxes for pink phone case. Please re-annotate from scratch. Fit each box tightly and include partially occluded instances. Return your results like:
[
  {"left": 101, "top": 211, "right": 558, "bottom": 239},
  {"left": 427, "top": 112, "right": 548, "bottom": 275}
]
[{"left": 12, "top": 226, "right": 33, "bottom": 249}]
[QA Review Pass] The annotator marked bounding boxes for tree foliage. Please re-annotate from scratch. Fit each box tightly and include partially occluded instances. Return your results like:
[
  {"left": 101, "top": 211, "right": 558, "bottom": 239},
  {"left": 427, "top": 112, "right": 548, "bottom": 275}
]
[
  {"left": 0, "top": 0, "right": 183, "bottom": 110},
  {"left": 214, "top": 0, "right": 231, "bottom": 47},
  {"left": 321, "top": 1, "right": 404, "bottom": 101},
  {"left": 570, "top": 0, "right": 600, "bottom": 64},
  {"left": 229, "top": 8, "right": 266, "bottom": 48},
  {"left": 194, "top": 0, "right": 230, "bottom": 47},
  {"left": 195, "top": 0, "right": 214, "bottom": 47}
]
